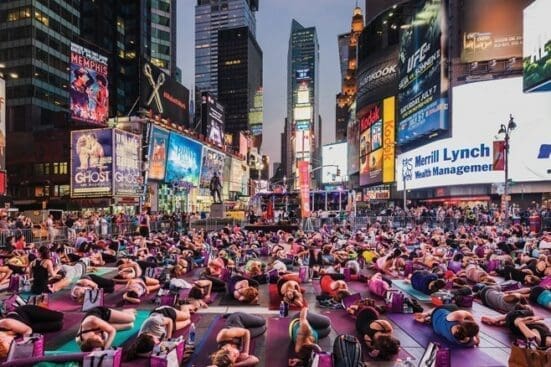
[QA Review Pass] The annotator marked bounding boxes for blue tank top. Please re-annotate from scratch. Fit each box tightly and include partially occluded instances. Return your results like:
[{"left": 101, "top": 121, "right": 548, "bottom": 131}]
[
  {"left": 537, "top": 290, "right": 551, "bottom": 307},
  {"left": 431, "top": 308, "right": 459, "bottom": 344},
  {"left": 289, "top": 318, "right": 318, "bottom": 344}
]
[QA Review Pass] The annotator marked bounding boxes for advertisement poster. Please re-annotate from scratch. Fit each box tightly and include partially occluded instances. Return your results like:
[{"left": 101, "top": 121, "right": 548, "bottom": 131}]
[
  {"left": 382, "top": 97, "right": 396, "bottom": 183},
  {"left": 71, "top": 129, "right": 113, "bottom": 197},
  {"left": 367, "top": 149, "right": 383, "bottom": 185},
  {"left": 148, "top": 126, "right": 169, "bottom": 181},
  {"left": 461, "top": 0, "right": 529, "bottom": 63},
  {"left": 360, "top": 129, "right": 371, "bottom": 161},
  {"left": 360, "top": 153, "right": 370, "bottom": 186},
  {"left": 523, "top": 0, "right": 551, "bottom": 92},
  {"left": 347, "top": 117, "right": 359, "bottom": 174},
  {"left": 166, "top": 133, "right": 203, "bottom": 187},
  {"left": 113, "top": 129, "right": 141, "bottom": 196},
  {"left": 70, "top": 43, "right": 109, "bottom": 125},
  {"left": 201, "top": 92, "right": 225, "bottom": 147},
  {"left": 239, "top": 133, "right": 248, "bottom": 158},
  {"left": 398, "top": 0, "right": 448, "bottom": 145},
  {"left": 371, "top": 121, "right": 382, "bottom": 151},
  {"left": 356, "top": 46, "right": 399, "bottom": 107},
  {"left": 493, "top": 140, "right": 505, "bottom": 171},
  {"left": 0, "top": 78, "right": 5, "bottom": 171},
  {"left": 298, "top": 160, "right": 310, "bottom": 218},
  {"left": 140, "top": 61, "right": 189, "bottom": 126},
  {"left": 322, "top": 143, "right": 348, "bottom": 184},
  {"left": 200, "top": 147, "right": 226, "bottom": 189}
]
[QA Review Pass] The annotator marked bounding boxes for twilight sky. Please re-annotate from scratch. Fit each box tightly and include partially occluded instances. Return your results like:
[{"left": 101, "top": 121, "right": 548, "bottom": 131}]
[{"left": 177, "top": 0, "right": 363, "bottom": 173}]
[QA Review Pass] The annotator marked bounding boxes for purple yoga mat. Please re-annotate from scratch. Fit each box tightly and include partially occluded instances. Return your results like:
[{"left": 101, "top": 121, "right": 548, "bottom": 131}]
[
  {"left": 48, "top": 297, "right": 81, "bottom": 312},
  {"left": 186, "top": 316, "right": 226, "bottom": 367},
  {"left": 386, "top": 313, "right": 505, "bottom": 366},
  {"left": 265, "top": 317, "right": 293, "bottom": 367}
]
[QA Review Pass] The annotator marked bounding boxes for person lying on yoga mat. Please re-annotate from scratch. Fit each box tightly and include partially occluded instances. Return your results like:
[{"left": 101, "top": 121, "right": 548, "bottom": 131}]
[
  {"left": 355, "top": 306, "right": 401, "bottom": 360},
  {"left": 0, "top": 305, "right": 63, "bottom": 357},
  {"left": 319, "top": 273, "right": 351, "bottom": 302},
  {"left": 278, "top": 273, "right": 305, "bottom": 308},
  {"left": 171, "top": 256, "right": 190, "bottom": 277},
  {"left": 31, "top": 246, "right": 88, "bottom": 293},
  {"left": 497, "top": 264, "right": 541, "bottom": 286},
  {"left": 375, "top": 248, "right": 403, "bottom": 275},
  {"left": 457, "top": 263, "right": 497, "bottom": 284},
  {"left": 481, "top": 306, "right": 551, "bottom": 348},
  {"left": 368, "top": 272, "right": 391, "bottom": 298},
  {"left": 504, "top": 285, "right": 551, "bottom": 309},
  {"left": 346, "top": 297, "right": 388, "bottom": 317},
  {"left": 207, "top": 257, "right": 227, "bottom": 278},
  {"left": 122, "top": 277, "right": 160, "bottom": 304},
  {"left": 209, "top": 312, "right": 266, "bottom": 367},
  {"left": 124, "top": 305, "right": 194, "bottom": 360},
  {"left": 243, "top": 260, "right": 265, "bottom": 280},
  {"left": 114, "top": 258, "right": 143, "bottom": 280},
  {"left": 476, "top": 284, "right": 526, "bottom": 313},
  {"left": 518, "top": 254, "right": 551, "bottom": 278},
  {"left": 70, "top": 274, "right": 116, "bottom": 303},
  {"left": 288, "top": 307, "right": 331, "bottom": 366},
  {"left": 227, "top": 275, "right": 259, "bottom": 304},
  {"left": 414, "top": 305, "right": 480, "bottom": 347},
  {"left": 409, "top": 270, "right": 446, "bottom": 295},
  {"left": 76, "top": 306, "right": 136, "bottom": 351}
]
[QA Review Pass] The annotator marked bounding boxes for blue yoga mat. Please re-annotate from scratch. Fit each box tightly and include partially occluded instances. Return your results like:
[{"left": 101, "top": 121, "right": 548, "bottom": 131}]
[
  {"left": 91, "top": 267, "right": 116, "bottom": 276},
  {"left": 47, "top": 310, "right": 150, "bottom": 354},
  {"left": 392, "top": 280, "right": 432, "bottom": 302}
]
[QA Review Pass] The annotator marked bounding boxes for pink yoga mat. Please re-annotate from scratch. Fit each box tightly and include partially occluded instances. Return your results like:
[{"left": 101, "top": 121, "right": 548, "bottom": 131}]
[{"left": 265, "top": 317, "right": 293, "bottom": 367}]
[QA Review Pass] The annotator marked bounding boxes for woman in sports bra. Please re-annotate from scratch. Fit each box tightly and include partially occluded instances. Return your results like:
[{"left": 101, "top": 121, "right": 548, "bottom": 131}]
[
  {"left": 122, "top": 277, "right": 160, "bottom": 304},
  {"left": 287, "top": 307, "right": 331, "bottom": 366},
  {"left": 0, "top": 305, "right": 63, "bottom": 358},
  {"left": 277, "top": 273, "right": 305, "bottom": 308},
  {"left": 114, "top": 258, "right": 143, "bottom": 280},
  {"left": 355, "top": 306, "right": 400, "bottom": 360},
  {"left": 210, "top": 312, "right": 266, "bottom": 367},
  {"left": 76, "top": 306, "right": 136, "bottom": 351}
]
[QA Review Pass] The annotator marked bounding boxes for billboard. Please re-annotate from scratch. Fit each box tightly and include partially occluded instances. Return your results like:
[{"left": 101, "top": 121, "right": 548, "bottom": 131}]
[
  {"left": 249, "top": 88, "right": 263, "bottom": 136},
  {"left": 0, "top": 78, "right": 5, "bottom": 171},
  {"left": 165, "top": 133, "right": 203, "bottom": 186},
  {"left": 70, "top": 129, "right": 113, "bottom": 197},
  {"left": 359, "top": 102, "right": 382, "bottom": 186},
  {"left": 298, "top": 160, "right": 310, "bottom": 218},
  {"left": 140, "top": 61, "right": 189, "bottom": 125},
  {"left": 396, "top": 77, "right": 551, "bottom": 190},
  {"left": 347, "top": 112, "right": 360, "bottom": 175},
  {"left": 70, "top": 43, "right": 109, "bottom": 125},
  {"left": 201, "top": 92, "right": 225, "bottom": 147},
  {"left": 113, "top": 129, "right": 141, "bottom": 196},
  {"left": 322, "top": 143, "right": 348, "bottom": 184},
  {"left": 200, "top": 147, "right": 226, "bottom": 189},
  {"left": 366, "top": 150, "right": 383, "bottom": 185},
  {"left": 382, "top": 97, "right": 396, "bottom": 183},
  {"left": 523, "top": 0, "right": 551, "bottom": 92},
  {"left": 397, "top": 0, "right": 448, "bottom": 145},
  {"left": 356, "top": 46, "right": 399, "bottom": 107},
  {"left": 148, "top": 126, "right": 170, "bottom": 181},
  {"left": 461, "top": 0, "right": 529, "bottom": 63}
]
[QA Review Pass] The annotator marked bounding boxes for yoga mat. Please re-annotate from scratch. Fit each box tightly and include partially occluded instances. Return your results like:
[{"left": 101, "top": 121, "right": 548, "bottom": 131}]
[
  {"left": 386, "top": 313, "right": 505, "bottom": 367},
  {"left": 90, "top": 267, "right": 117, "bottom": 276},
  {"left": 50, "top": 309, "right": 150, "bottom": 353},
  {"left": 218, "top": 293, "right": 260, "bottom": 306},
  {"left": 268, "top": 284, "right": 306, "bottom": 310},
  {"left": 348, "top": 281, "right": 367, "bottom": 293},
  {"left": 265, "top": 317, "right": 292, "bottom": 367},
  {"left": 47, "top": 297, "right": 81, "bottom": 312},
  {"left": 391, "top": 280, "right": 432, "bottom": 302},
  {"left": 186, "top": 316, "right": 226, "bottom": 367}
]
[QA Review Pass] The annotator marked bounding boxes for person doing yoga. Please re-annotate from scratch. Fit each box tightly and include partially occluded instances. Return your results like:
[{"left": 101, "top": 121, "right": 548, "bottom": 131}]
[
  {"left": 476, "top": 285, "right": 525, "bottom": 313},
  {"left": 76, "top": 306, "right": 136, "bottom": 351},
  {"left": 70, "top": 274, "right": 115, "bottom": 303},
  {"left": 31, "top": 245, "right": 87, "bottom": 293},
  {"left": 410, "top": 270, "right": 446, "bottom": 295},
  {"left": 414, "top": 305, "right": 480, "bottom": 347},
  {"left": 122, "top": 277, "right": 160, "bottom": 304},
  {"left": 210, "top": 312, "right": 266, "bottom": 367},
  {"left": 277, "top": 273, "right": 305, "bottom": 308},
  {"left": 0, "top": 305, "right": 63, "bottom": 357},
  {"left": 505, "top": 286, "right": 551, "bottom": 309},
  {"left": 355, "top": 306, "right": 400, "bottom": 360},
  {"left": 288, "top": 307, "right": 331, "bottom": 366},
  {"left": 227, "top": 275, "right": 259, "bottom": 304},
  {"left": 319, "top": 274, "right": 350, "bottom": 302}
]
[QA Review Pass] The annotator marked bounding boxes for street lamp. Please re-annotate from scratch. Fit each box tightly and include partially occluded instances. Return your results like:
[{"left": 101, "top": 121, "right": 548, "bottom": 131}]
[{"left": 497, "top": 114, "right": 517, "bottom": 223}]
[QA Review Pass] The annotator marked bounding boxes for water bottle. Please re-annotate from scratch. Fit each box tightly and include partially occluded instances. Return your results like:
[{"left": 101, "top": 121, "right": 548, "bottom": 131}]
[
  {"left": 279, "top": 301, "right": 285, "bottom": 318},
  {"left": 187, "top": 323, "right": 196, "bottom": 345}
]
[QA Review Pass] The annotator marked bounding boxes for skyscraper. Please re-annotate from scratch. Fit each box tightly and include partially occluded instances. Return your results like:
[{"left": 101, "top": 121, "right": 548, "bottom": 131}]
[
  {"left": 195, "top": 0, "right": 259, "bottom": 98},
  {"left": 217, "top": 26, "right": 263, "bottom": 140},
  {"left": 285, "top": 20, "right": 319, "bottom": 186}
]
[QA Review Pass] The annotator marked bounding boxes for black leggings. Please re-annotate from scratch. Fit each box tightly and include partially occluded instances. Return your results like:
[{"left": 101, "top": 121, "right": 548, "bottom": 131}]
[
  {"left": 13, "top": 305, "right": 63, "bottom": 333},
  {"left": 86, "top": 274, "right": 115, "bottom": 293},
  {"left": 204, "top": 275, "right": 226, "bottom": 293},
  {"left": 225, "top": 312, "right": 266, "bottom": 338},
  {"left": 290, "top": 311, "right": 331, "bottom": 339}
]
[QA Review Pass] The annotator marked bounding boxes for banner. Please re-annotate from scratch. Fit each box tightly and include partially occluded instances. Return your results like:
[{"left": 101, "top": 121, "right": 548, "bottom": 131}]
[
  {"left": 200, "top": 147, "right": 226, "bottom": 189},
  {"left": 298, "top": 160, "right": 310, "bottom": 218},
  {"left": 398, "top": 0, "right": 448, "bottom": 145},
  {"left": 367, "top": 149, "right": 383, "bottom": 185},
  {"left": 166, "top": 133, "right": 203, "bottom": 186},
  {"left": 523, "top": 0, "right": 551, "bottom": 92},
  {"left": 113, "top": 129, "right": 141, "bottom": 196},
  {"left": 493, "top": 140, "right": 505, "bottom": 171},
  {"left": 148, "top": 126, "right": 169, "bottom": 181},
  {"left": 382, "top": 97, "right": 396, "bottom": 183},
  {"left": 0, "top": 78, "right": 5, "bottom": 171},
  {"left": 71, "top": 129, "right": 113, "bottom": 197},
  {"left": 70, "top": 43, "right": 109, "bottom": 125},
  {"left": 359, "top": 102, "right": 381, "bottom": 186},
  {"left": 347, "top": 115, "right": 359, "bottom": 174},
  {"left": 201, "top": 92, "right": 225, "bottom": 147}
]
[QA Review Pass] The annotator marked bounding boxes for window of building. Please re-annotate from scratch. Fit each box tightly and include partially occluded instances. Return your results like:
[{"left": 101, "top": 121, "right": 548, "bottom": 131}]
[
  {"left": 35, "top": 186, "right": 45, "bottom": 197},
  {"left": 59, "top": 185, "right": 70, "bottom": 197},
  {"left": 34, "top": 163, "right": 44, "bottom": 176},
  {"left": 34, "top": 10, "right": 49, "bottom": 26},
  {"left": 60, "top": 162, "right": 68, "bottom": 175}
]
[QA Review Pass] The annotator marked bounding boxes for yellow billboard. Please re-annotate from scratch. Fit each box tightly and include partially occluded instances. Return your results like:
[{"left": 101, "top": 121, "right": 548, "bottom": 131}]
[{"left": 382, "top": 97, "right": 395, "bottom": 183}]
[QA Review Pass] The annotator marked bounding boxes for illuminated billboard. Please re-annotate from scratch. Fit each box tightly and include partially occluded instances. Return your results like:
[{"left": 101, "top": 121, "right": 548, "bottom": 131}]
[
  {"left": 398, "top": 0, "right": 448, "bottom": 145},
  {"left": 296, "top": 120, "right": 310, "bottom": 131},
  {"left": 148, "top": 126, "right": 169, "bottom": 181},
  {"left": 249, "top": 88, "right": 263, "bottom": 136},
  {"left": 113, "top": 129, "right": 141, "bottom": 196},
  {"left": 359, "top": 102, "right": 381, "bottom": 186},
  {"left": 70, "top": 43, "right": 109, "bottom": 125},
  {"left": 347, "top": 111, "right": 360, "bottom": 175},
  {"left": 523, "top": 0, "right": 551, "bottom": 92},
  {"left": 70, "top": 129, "right": 113, "bottom": 197},
  {"left": 461, "top": 0, "right": 529, "bottom": 63},
  {"left": 201, "top": 92, "right": 225, "bottom": 147},
  {"left": 357, "top": 46, "right": 398, "bottom": 107},
  {"left": 0, "top": 78, "right": 5, "bottom": 171},
  {"left": 294, "top": 106, "right": 312, "bottom": 121},
  {"left": 396, "top": 77, "right": 551, "bottom": 190},
  {"left": 382, "top": 97, "right": 396, "bottom": 183},
  {"left": 295, "top": 130, "right": 311, "bottom": 154},
  {"left": 322, "top": 143, "right": 348, "bottom": 184},
  {"left": 165, "top": 133, "right": 203, "bottom": 186},
  {"left": 200, "top": 147, "right": 226, "bottom": 189}
]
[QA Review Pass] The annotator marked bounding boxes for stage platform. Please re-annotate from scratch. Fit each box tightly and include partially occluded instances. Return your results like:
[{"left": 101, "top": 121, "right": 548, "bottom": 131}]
[{"left": 243, "top": 223, "right": 299, "bottom": 232}]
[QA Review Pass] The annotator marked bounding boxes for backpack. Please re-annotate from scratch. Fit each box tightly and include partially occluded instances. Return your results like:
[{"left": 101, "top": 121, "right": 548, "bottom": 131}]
[{"left": 332, "top": 334, "right": 362, "bottom": 367}]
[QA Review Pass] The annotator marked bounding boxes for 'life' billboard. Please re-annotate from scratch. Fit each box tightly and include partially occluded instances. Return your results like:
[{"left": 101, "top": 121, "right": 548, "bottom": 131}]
[
  {"left": 165, "top": 133, "right": 203, "bottom": 187},
  {"left": 70, "top": 43, "right": 109, "bottom": 125},
  {"left": 148, "top": 126, "right": 170, "bottom": 181},
  {"left": 113, "top": 129, "right": 141, "bottom": 197},
  {"left": 71, "top": 129, "right": 113, "bottom": 197},
  {"left": 397, "top": 0, "right": 448, "bottom": 145}
]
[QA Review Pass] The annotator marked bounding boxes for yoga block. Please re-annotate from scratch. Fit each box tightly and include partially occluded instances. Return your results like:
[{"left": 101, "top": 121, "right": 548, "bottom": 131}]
[{"left": 210, "top": 203, "right": 225, "bottom": 218}]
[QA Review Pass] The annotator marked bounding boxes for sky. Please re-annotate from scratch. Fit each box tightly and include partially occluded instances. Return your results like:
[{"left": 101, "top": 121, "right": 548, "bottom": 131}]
[{"left": 176, "top": 0, "right": 364, "bottom": 173}]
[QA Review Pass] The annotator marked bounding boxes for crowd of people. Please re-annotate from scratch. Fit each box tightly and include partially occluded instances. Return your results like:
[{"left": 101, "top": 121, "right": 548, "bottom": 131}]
[{"left": 0, "top": 205, "right": 549, "bottom": 366}]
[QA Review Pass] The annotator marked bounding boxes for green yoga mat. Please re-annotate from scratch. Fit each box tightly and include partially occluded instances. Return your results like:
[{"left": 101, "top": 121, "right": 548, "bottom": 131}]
[
  {"left": 90, "top": 267, "right": 116, "bottom": 276},
  {"left": 392, "top": 279, "right": 432, "bottom": 302},
  {"left": 48, "top": 310, "right": 150, "bottom": 354}
]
